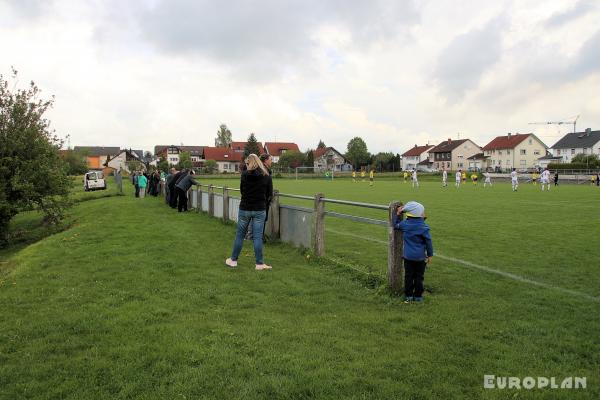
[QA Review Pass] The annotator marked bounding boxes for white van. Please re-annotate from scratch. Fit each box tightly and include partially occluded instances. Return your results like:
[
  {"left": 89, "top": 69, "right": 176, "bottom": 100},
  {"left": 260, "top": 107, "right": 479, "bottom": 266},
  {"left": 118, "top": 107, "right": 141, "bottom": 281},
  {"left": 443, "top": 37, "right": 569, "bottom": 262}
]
[{"left": 84, "top": 171, "right": 107, "bottom": 191}]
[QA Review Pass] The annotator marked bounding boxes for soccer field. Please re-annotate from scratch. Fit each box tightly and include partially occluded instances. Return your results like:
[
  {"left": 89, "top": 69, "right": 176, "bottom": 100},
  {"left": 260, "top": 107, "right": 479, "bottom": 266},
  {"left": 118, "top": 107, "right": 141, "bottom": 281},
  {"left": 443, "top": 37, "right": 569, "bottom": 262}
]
[{"left": 203, "top": 176, "right": 600, "bottom": 300}]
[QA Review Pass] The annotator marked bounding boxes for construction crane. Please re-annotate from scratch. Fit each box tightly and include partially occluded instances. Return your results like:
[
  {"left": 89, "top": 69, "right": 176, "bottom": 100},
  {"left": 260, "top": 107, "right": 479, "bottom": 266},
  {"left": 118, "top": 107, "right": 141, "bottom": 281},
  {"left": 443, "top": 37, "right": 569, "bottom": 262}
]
[{"left": 528, "top": 115, "right": 580, "bottom": 133}]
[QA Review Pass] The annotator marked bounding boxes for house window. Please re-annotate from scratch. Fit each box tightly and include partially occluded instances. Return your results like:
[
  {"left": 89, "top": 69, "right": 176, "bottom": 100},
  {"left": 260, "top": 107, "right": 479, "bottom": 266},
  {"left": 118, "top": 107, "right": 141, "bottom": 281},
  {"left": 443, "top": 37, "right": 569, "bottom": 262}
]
[
  {"left": 520, "top": 149, "right": 526, "bottom": 155},
  {"left": 506, "top": 160, "right": 510, "bottom": 165},
  {"left": 458, "top": 163, "right": 463, "bottom": 167},
  {"left": 458, "top": 155, "right": 463, "bottom": 159},
  {"left": 447, "top": 162, "right": 450, "bottom": 168},
  {"left": 223, "top": 164, "right": 229, "bottom": 170},
  {"left": 499, "top": 151, "right": 502, "bottom": 155},
  {"left": 498, "top": 160, "right": 502, "bottom": 165},
  {"left": 557, "top": 149, "right": 561, "bottom": 155},
  {"left": 583, "top": 148, "right": 587, "bottom": 154},
  {"left": 571, "top": 149, "right": 575, "bottom": 155},
  {"left": 507, "top": 150, "right": 510, "bottom": 155},
  {"left": 529, "top": 139, "right": 532, "bottom": 145},
  {"left": 534, "top": 150, "right": 540, "bottom": 156}
]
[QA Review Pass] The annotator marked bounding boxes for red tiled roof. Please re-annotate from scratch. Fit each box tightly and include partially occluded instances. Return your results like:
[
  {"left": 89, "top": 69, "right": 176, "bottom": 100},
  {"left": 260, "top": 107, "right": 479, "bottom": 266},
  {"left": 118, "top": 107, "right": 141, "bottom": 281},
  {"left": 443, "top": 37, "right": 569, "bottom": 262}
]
[
  {"left": 402, "top": 145, "right": 434, "bottom": 157},
  {"left": 264, "top": 142, "right": 300, "bottom": 156},
  {"left": 482, "top": 134, "right": 530, "bottom": 150},
  {"left": 203, "top": 147, "right": 244, "bottom": 162},
  {"left": 230, "top": 141, "right": 265, "bottom": 154}
]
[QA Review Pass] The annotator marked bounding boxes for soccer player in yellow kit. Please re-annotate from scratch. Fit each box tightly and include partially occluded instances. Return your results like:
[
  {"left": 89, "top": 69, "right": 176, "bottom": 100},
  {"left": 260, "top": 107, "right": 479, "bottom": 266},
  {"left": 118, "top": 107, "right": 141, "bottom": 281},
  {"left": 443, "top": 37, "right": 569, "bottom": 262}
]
[
  {"left": 461, "top": 171, "right": 467, "bottom": 184},
  {"left": 360, "top": 170, "right": 366, "bottom": 181},
  {"left": 352, "top": 171, "right": 356, "bottom": 182},
  {"left": 532, "top": 172, "right": 538, "bottom": 185},
  {"left": 369, "top": 170, "right": 374, "bottom": 186},
  {"left": 403, "top": 171, "right": 409, "bottom": 183},
  {"left": 471, "top": 173, "right": 478, "bottom": 185}
]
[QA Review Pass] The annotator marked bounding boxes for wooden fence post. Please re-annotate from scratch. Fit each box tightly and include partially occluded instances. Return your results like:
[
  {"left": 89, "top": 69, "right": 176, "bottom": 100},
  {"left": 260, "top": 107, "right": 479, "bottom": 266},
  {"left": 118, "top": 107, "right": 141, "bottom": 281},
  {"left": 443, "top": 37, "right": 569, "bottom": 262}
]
[
  {"left": 312, "top": 193, "right": 325, "bottom": 256},
  {"left": 208, "top": 185, "right": 215, "bottom": 217},
  {"left": 187, "top": 188, "right": 193, "bottom": 209},
  {"left": 223, "top": 187, "right": 229, "bottom": 222},
  {"left": 197, "top": 186, "right": 202, "bottom": 213},
  {"left": 387, "top": 201, "right": 404, "bottom": 295},
  {"left": 270, "top": 189, "right": 280, "bottom": 239}
]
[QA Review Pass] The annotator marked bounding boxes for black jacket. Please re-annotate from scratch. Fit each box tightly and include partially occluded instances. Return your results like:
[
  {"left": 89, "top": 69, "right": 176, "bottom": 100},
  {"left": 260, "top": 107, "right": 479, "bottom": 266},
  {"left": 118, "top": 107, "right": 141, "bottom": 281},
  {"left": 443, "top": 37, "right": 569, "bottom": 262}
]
[
  {"left": 240, "top": 169, "right": 272, "bottom": 211},
  {"left": 169, "top": 172, "right": 183, "bottom": 189},
  {"left": 175, "top": 174, "right": 199, "bottom": 192}
]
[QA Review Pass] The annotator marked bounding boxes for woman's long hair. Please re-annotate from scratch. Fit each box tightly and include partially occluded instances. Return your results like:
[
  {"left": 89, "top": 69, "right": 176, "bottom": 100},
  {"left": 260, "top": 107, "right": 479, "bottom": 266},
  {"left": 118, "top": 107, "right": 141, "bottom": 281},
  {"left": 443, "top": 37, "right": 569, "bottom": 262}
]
[{"left": 245, "top": 153, "right": 269, "bottom": 176}]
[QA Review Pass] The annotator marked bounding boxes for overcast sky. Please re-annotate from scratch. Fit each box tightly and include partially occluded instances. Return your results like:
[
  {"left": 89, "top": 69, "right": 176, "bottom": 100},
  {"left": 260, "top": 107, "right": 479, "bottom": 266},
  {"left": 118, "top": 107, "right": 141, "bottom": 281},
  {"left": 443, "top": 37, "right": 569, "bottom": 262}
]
[{"left": 2, "top": 0, "right": 599, "bottom": 154}]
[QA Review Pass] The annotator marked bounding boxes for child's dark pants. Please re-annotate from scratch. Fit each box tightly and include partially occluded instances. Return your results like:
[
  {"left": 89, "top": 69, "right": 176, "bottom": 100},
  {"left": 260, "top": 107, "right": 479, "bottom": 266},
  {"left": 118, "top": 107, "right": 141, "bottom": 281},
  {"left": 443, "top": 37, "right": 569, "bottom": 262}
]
[{"left": 404, "top": 259, "right": 427, "bottom": 298}]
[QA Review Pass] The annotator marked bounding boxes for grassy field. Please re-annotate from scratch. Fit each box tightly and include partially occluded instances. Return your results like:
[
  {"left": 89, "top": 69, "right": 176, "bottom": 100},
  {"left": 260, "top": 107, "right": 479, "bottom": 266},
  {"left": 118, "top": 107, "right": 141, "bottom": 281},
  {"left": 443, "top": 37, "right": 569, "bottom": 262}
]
[{"left": 0, "top": 176, "right": 598, "bottom": 399}]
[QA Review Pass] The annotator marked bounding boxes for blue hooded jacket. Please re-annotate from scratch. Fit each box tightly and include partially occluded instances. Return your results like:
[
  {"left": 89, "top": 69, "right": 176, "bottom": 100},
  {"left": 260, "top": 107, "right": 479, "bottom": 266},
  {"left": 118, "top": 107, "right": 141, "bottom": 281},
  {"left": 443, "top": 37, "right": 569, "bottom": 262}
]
[{"left": 393, "top": 215, "right": 434, "bottom": 261}]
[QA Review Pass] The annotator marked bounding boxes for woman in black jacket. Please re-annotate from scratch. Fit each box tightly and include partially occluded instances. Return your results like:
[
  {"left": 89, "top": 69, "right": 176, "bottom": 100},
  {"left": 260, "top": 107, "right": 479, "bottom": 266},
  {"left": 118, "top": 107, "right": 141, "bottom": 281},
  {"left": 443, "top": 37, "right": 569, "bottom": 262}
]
[{"left": 226, "top": 154, "right": 273, "bottom": 270}]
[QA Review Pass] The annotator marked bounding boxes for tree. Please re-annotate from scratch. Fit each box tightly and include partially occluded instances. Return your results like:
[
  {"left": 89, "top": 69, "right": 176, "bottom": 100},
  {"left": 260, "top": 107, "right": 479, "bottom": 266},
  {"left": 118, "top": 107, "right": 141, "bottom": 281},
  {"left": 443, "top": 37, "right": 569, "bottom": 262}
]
[
  {"left": 61, "top": 149, "right": 88, "bottom": 175},
  {"left": 177, "top": 151, "right": 192, "bottom": 170},
  {"left": 373, "top": 152, "right": 394, "bottom": 171},
  {"left": 345, "top": 137, "right": 370, "bottom": 169},
  {"left": 204, "top": 159, "right": 217, "bottom": 174},
  {"left": 214, "top": 124, "right": 232, "bottom": 147},
  {"left": 317, "top": 140, "right": 326, "bottom": 149},
  {"left": 305, "top": 149, "right": 315, "bottom": 167},
  {"left": 572, "top": 153, "right": 599, "bottom": 167},
  {"left": 244, "top": 133, "right": 260, "bottom": 157},
  {"left": 277, "top": 151, "right": 306, "bottom": 169},
  {"left": 157, "top": 156, "right": 169, "bottom": 173},
  {"left": 0, "top": 70, "right": 71, "bottom": 245}
]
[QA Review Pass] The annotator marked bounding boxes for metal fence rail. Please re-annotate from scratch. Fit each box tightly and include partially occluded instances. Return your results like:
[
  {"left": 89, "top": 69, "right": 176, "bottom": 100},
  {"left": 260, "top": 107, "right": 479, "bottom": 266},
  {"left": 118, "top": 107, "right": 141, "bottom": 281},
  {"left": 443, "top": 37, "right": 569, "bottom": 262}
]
[{"left": 160, "top": 182, "right": 405, "bottom": 294}]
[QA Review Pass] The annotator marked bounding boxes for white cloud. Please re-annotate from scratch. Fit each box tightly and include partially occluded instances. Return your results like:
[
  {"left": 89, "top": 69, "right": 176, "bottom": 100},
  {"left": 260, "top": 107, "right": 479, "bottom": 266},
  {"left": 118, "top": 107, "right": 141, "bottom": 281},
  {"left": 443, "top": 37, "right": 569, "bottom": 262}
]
[{"left": 1, "top": 0, "right": 599, "bottom": 156}]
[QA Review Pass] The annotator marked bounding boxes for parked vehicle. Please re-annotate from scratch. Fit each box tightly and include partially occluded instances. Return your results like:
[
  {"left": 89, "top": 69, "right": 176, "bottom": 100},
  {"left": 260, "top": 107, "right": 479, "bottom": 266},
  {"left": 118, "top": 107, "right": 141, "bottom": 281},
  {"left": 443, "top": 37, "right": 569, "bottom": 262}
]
[{"left": 83, "top": 171, "right": 106, "bottom": 191}]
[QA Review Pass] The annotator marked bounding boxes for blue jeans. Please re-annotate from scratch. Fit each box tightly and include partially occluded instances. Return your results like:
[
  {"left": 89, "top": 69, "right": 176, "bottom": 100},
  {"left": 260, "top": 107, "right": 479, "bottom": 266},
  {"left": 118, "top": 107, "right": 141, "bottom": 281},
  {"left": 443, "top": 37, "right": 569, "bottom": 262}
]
[{"left": 231, "top": 209, "right": 266, "bottom": 264}]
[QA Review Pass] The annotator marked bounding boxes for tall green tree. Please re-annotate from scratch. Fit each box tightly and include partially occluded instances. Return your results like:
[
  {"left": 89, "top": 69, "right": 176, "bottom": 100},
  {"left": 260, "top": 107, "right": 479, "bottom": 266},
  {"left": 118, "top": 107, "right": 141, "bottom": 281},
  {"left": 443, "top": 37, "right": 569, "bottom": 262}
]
[
  {"left": 277, "top": 151, "right": 306, "bottom": 169},
  {"left": 345, "top": 137, "right": 370, "bottom": 169},
  {"left": 0, "top": 70, "right": 71, "bottom": 245},
  {"left": 305, "top": 149, "right": 315, "bottom": 167},
  {"left": 214, "top": 124, "right": 232, "bottom": 147},
  {"left": 373, "top": 152, "right": 394, "bottom": 171},
  {"left": 317, "top": 140, "right": 326, "bottom": 149},
  {"left": 244, "top": 133, "right": 260, "bottom": 157},
  {"left": 157, "top": 156, "right": 169, "bottom": 173},
  {"left": 177, "top": 152, "right": 193, "bottom": 170},
  {"left": 61, "top": 148, "right": 88, "bottom": 175}
]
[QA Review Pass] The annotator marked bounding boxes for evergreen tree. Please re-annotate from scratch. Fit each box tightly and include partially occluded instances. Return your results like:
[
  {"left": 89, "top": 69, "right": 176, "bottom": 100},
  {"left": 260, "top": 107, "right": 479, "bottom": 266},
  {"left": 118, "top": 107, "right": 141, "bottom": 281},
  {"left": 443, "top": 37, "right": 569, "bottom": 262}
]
[
  {"left": 317, "top": 140, "right": 326, "bottom": 149},
  {"left": 244, "top": 133, "right": 260, "bottom": 157}
]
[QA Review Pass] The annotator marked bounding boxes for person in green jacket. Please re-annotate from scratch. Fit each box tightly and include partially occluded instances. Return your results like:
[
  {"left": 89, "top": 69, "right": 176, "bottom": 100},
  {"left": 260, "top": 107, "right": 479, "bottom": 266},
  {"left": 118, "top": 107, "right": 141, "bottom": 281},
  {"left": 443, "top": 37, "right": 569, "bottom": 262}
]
[{"left": 137, "top": 172, "right": 148, "bottom": 198}]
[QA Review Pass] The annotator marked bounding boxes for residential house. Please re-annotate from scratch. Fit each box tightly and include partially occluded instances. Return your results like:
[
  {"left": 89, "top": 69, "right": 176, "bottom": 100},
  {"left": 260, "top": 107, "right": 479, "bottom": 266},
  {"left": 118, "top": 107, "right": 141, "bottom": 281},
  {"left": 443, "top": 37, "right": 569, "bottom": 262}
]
[
  {"left": 264, "top": 142, "right": 300, "bottom": 163},
  {"left": 313, "top": 147, "right": 351, "bottom": 171},
  {"left": 203, "top": 147, "right": 244, "bottom": 173},
  {"left": 537, "top": 153, "right": 562, "bottom": 169},
  {"left": 106, "top": 149, "right": 142, "bottom": 173},
  {"left": 466, "top": 153, "right": 489, "bottom": 171},
  {"left": 482, "top": 133, "right": 547, "bottom": 171},
  {"left": 230, "top": 141, "right": 265, "bottom": 155},
  {"left": 550, "top": 128, "right": 600, "bottom": 163},
  {"left": 73, "top": 146, "right": 121, "bottom": 170},
  {"left": 401, "top": 144, "right": 434, "bottom": 171},
  {"left": 154, "top": 145, "right": 205, "bottom": 166},
  {"left": 428, "top": 139, "right": 481, "bottom": 171}
]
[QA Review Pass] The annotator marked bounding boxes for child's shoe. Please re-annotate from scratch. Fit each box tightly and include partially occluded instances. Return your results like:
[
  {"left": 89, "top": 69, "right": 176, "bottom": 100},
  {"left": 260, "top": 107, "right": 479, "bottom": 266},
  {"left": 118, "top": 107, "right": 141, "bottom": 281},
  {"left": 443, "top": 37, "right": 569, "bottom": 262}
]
[
  {"left": 413, "top": 296, "right": 424, "bottom": 303},
  {"left": 404, "top": 296, "right": 413, "bottom": 303},
  {"left": 225, "top": 258, "right": 237, "bottom": 268},
  {"left": 255, "top": 264, "right": 272, "bottom": 270}
]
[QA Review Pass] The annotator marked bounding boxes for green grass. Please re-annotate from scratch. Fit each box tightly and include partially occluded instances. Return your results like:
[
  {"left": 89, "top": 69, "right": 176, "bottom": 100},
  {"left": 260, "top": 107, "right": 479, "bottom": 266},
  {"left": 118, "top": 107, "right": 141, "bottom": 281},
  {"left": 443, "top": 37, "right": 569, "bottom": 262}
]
[{"left": 0, "top": 177, "right": 598, "bottom": 399}]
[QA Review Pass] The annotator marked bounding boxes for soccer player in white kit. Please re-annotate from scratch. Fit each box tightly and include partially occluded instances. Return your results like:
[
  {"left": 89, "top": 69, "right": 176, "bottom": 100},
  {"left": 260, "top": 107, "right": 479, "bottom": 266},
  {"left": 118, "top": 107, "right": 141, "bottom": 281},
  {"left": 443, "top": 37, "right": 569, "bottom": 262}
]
[
  {"left": 412, "top": 169, "right": 419, "bottom": 188},
  {"left": 455, "top": 170, "right": 462, "bottom": 187},
  {"left": 510, "top": 168, "right": 518, "bottom": 191},
  {"left": 483, "top": 173, "right": 492, "bottom": 187},
  {"left": 540, "top": 168, "right": 551, "bottom": 191},
  {"left": 442, "top": 168, "right": 448, "bottom": 187}
]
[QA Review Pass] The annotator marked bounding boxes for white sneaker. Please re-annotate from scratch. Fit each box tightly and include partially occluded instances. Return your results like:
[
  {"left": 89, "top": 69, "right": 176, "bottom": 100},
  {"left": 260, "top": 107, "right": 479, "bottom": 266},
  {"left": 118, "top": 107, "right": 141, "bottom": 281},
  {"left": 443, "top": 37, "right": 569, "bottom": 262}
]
[
  {"left": 255, "top": 264, "right": 272, "bottom": 270},
  {"left": 225, "top": 258, "right": 237, "bottom": 268}
]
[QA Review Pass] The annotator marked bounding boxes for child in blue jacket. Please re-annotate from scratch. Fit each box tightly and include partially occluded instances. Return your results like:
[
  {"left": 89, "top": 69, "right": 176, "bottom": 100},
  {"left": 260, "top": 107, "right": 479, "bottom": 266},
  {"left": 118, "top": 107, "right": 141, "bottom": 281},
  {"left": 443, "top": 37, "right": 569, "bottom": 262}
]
[{"left": 393, "top": 201, "right": 434, "bottom": 303}]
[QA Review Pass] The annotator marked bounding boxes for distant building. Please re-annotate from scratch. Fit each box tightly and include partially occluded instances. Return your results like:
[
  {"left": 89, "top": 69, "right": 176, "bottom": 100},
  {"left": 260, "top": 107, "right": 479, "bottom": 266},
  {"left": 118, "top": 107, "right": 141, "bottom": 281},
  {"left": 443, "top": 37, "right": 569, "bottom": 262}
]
[
  {"left": 73, "top": 146, "right": 120, "bottom": 170},
  {"left": 264, "top": 142, "right": 300, "bottom": 163},
  {"left": 428, "top": 139, "right": 481, "bottom": 171},
  {"left": 313, "top": 147, "right": 352, "bottom": 171},
  {"left": 550, "top": 128, "right": 600, "bottom": 162},
  {"left": 401, "top": 144, "right": 434, "bottom": 171},
  {"left": 106, "top": 149, "right": 142, "bottom": 173},
  {"left": 482, "top": 133, "right": 547, "bottom": 171},
  {"left": 230, "top": 141, "right": 265, "bottom": 155},
  {"left": 154, "top": 145, "right": 205, "bottom": 166},
  {"left": 203, "top": 147, "right": 244, "bottom": 173}
]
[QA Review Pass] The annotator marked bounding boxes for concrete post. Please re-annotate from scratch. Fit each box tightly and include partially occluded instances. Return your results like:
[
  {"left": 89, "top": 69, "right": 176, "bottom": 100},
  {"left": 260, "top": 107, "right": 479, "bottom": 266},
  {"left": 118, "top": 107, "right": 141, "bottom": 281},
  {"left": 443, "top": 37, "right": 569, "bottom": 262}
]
[
  {"left": 270, "top": 189, "right": 280, "bottom": 239},
  {"left": 208, "top": 185, "right": 215, "bottom": 217},
  {"left": 223, "top": 187, "right": 229, "bottom": 222},
  {"left": 312, "top": 193, "right": 325, "bottom": 256},
  {"left": 387, "top": 201, "right": 404, "bottom": 295}
]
